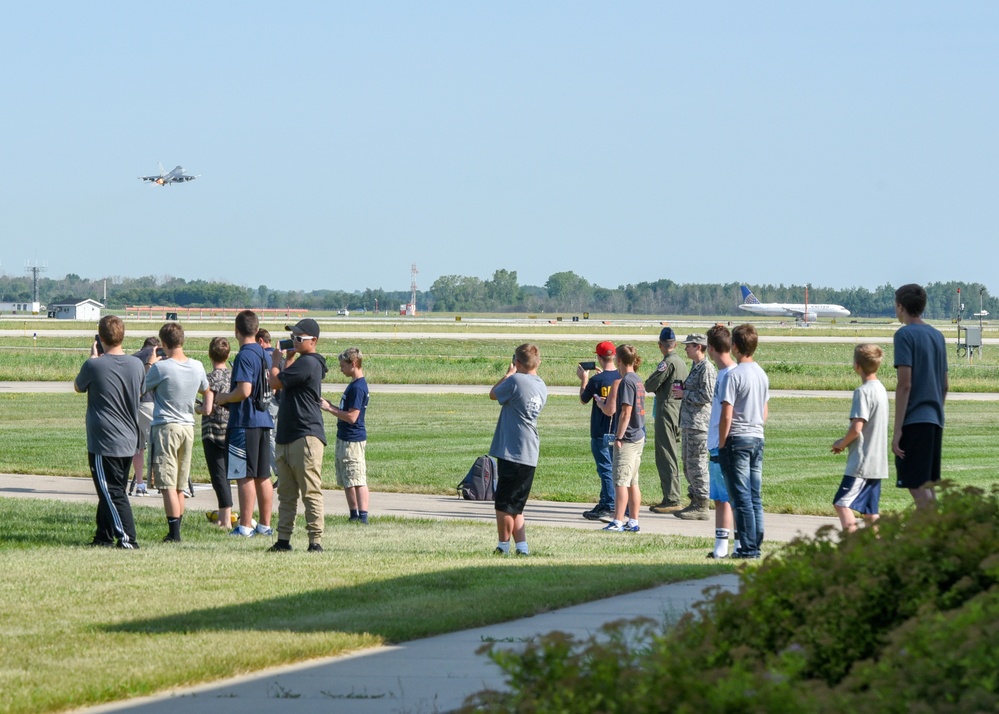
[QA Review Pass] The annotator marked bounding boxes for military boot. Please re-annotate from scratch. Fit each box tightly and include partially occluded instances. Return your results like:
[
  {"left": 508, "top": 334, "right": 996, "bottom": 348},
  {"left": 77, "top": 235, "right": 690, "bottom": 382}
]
[{"left": 674, "top": 498, "right": 711, "bottom": 520}]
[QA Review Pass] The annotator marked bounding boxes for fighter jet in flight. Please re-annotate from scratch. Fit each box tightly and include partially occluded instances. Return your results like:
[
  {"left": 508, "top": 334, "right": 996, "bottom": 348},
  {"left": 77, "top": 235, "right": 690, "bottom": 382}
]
[{"left": 139, "top": 163, "right": 199, "bottom": 186}]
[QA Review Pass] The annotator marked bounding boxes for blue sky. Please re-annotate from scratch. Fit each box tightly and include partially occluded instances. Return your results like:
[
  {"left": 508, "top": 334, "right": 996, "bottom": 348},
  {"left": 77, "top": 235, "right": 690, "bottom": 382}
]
[{"left": 2, "top": 2, "right": 996, "bottom": 294}]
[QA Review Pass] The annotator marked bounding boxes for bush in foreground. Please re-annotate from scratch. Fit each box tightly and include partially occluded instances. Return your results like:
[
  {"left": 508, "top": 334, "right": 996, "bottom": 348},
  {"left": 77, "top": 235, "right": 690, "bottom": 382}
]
[{"left": 467, "top": 485, "right": 999, "bottom": 713}]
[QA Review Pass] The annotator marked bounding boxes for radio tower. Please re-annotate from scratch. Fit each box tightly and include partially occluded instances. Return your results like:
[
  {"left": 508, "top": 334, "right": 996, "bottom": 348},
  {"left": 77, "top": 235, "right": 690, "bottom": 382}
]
[
  {"left": 409, "top": 263, "right": 419, "bottom": 315},
  {"left": 25, "top": 260, "right": 47, "bottom": 304}
]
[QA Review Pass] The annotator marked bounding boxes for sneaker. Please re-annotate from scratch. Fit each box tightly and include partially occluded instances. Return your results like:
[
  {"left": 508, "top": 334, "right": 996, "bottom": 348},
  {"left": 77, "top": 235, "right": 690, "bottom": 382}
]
[
  {"left": 348, "top": 515, "right": 360, "bottom": 523},
  {"left": 584, "top": 507, "right": 614, "bottom": 522},
  {"left": 358, "top": 514, "right": 369, "bottom": 525},
  {"left": 162, "top": 535, "right": 181, "bottom": 543},
  {"left": 229, "top": 525, "right": 254, "bottom": 538},
  {"left": 268, "top": 540, "right": 292, "bottom": 552},
  {"left": 254, "top": 524, "right": 273, "bottom": 536},
  {"left": 602, "top": 521, "right": 625, "bottom": 532},
  {"left": 649, "top": 501, "right": 684, "bottom": 514},
  {"left": 674, "top": 501, "right": 711, "bottom": 521},
  {"left": 90, "top": 539, "right": 115, "bottom": 548},
  {"left": 307, "top": 543, "right": 324, "bottom": 553},
  {"left": 514, "top": 549, "right": 529, "bottom": 556},
  {"left": 706, "top": 551, "right": 729, "bottom": 559},
  {"left": 623, "top": 522, "right": 641, "bottom": 533},
  {"left": 135, "top": 484, "right": 148, "bottom": 497},
  {"left": 731, "top": 550, "right": 761, "bottom": 560},
  {"left": 493, "top": 547, "right": 508, "bottom": 555}
]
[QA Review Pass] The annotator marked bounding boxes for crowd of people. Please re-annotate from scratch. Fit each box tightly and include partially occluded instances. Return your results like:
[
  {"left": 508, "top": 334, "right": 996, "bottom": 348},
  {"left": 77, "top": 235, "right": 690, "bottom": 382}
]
[
  {"left": 74, "top": 283, "right": 948, "bottom": 558},
  {"left": 74, "top": 310, "right": 369, "bottom": 550}
]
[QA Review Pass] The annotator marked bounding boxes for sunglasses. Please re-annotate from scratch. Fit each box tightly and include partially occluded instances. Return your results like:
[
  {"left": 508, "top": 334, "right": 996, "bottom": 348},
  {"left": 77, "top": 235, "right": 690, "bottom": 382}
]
[{"left": 293, "top": 334, "right": 316, "bottom": 343}]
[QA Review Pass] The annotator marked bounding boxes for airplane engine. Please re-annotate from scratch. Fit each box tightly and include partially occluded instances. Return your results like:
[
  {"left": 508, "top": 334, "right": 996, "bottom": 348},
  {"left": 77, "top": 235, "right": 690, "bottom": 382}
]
[{"left": 800, "top": 311, "right": 817, "bottom": 323}]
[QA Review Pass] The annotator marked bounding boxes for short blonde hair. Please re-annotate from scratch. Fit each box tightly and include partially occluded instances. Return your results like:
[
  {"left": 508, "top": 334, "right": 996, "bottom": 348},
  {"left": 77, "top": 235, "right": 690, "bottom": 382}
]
[
  {"left": 853, "top": 343, "right": 883, "bottom": 376},
  {"left": 338, "top": 347, "right": 363, "bottom": 368}
]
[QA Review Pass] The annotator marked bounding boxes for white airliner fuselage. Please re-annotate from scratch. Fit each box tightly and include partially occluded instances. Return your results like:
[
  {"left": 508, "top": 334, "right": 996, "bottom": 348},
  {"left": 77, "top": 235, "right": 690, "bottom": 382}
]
[{"left": 738, "top": 286, "right": 850, "bottom": 322}]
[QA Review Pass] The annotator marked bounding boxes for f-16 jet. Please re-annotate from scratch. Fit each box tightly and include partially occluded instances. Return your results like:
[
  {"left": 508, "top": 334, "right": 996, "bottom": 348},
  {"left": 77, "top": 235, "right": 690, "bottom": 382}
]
[{"left": 139, "top": 163, "right": 199, "bottom": 186}]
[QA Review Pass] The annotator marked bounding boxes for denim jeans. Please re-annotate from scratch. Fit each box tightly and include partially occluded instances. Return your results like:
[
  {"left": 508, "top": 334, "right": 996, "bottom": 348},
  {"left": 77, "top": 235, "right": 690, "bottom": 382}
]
[
  {"left": 719, "top": 436, "right": 764, "bottom": 556},
  {"left": 590, "top": 437, "right": 615, "bottom": 510}
]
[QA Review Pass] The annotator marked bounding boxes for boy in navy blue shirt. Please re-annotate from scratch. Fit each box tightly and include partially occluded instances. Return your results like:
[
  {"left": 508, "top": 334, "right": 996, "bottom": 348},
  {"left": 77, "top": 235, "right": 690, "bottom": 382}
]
[{"left": 323, "top": 347, "right": 371, "bottom": 523}]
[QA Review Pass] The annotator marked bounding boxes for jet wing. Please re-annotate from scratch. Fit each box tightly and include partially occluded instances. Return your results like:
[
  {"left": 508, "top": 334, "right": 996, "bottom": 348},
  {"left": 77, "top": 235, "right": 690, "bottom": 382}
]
[{"left": 171, "top": 174, "right": 198, "bottom": 182}]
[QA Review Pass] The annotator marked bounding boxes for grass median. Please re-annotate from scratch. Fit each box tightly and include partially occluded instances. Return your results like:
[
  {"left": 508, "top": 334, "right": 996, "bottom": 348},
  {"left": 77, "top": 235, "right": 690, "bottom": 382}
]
[
  {"left": 2, "top": 335, "right": 998, "bottom": 390},
  {"left": 0, "top": 498, "right": 732, "bottom": 714},
  {"left": 1, "top": 393, "right": 996, "bottom": 515}
]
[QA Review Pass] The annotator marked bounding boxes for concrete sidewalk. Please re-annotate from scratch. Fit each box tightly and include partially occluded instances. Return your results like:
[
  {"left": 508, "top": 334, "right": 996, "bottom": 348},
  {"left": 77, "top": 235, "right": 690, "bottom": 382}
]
[
  {"left": 76, "top": 575, "right": 738, "bottom": 714},
  {"left": 0, "top": 473, "right": 839, "bottom": 542},
  {"left": 0, "top": 474, "right": 822, "bottom": 714}
]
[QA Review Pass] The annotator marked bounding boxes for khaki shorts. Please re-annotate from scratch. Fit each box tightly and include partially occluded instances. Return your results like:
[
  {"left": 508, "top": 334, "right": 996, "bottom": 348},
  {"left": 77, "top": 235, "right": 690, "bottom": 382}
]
[
  {"left": 150, "top": 422, "right": 195, "bottom": 491},
  {"left": 136, "top": 402, "right": 154, "bottom": 452},
  {"left": 613, "top": 438, "right": 645, "bottom": 488},
  {"left": 335, "top": 439, "right": 367, "bottom": 488}
]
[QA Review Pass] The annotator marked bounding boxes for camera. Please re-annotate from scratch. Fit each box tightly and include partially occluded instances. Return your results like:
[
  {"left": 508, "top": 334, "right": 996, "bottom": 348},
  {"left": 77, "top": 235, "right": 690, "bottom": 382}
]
[
  {"left": 278, "top": 339, "right": 294, "bottom": 350},
  {"left": 155, "top": 348, "right": 167, "bottom": 359},
  {"left": 578, "top": 361, "right": 597, "bottom": 371}
]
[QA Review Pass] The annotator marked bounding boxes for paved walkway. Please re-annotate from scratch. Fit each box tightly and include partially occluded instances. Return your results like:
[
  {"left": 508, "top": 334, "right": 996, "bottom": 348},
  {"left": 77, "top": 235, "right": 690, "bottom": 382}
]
[{"left": 1, "top": 473, "right": 832, "bottom": 714}]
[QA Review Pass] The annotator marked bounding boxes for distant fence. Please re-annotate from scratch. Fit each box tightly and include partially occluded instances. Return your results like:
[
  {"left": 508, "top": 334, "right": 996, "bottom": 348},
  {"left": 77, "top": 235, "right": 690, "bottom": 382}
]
[{"left": 124, "top": 306, "right": 309, "bottom": 320}]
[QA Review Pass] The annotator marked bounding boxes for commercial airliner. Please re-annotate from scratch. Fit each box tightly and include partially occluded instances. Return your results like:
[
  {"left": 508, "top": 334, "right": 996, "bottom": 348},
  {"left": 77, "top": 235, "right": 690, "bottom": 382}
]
[
  {"left": 139, "top": 163, "right": 199, "bottom": 186},
  {"left": 738, "top": 285, "right": 850, "bottom": 322}
]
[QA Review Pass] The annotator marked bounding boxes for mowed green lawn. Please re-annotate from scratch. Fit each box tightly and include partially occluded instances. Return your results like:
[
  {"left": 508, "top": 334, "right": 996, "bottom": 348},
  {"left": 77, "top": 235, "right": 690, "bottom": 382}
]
[
  {"left": 1, "top": 393, "right": 995, "bottom": 515},
  {"left": 0, "top": 499, "right": 730, "bottom": 714},
  {"left": 3, "top": 331, "right": 997, "bottom": 390}
]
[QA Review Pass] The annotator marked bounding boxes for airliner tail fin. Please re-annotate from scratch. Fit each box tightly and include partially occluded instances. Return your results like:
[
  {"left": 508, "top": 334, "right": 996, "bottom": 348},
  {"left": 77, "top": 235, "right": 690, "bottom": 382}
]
[{"left": 740, "top": 285, "right": 761, "bottom": 305}]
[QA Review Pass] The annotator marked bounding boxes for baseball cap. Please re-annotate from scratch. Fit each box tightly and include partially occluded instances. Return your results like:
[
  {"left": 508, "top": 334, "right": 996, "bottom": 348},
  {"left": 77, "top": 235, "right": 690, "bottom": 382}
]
[
  {"left": 659, "top": 327, "right": 675, "bottom": 342},
  {"left": 683, "top": 333, "right": 707, "bottom": 346},
  {"left": 595, "top": 340, "right": 616, "bottom": 357},
  {"left": 285, "top": 318, "right": 321, "bottom": 339}
]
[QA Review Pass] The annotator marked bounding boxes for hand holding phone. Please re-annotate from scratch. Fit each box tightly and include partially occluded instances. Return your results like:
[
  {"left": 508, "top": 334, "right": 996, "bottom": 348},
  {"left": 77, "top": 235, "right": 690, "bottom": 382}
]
[
  {"left": 94, "top": 334, "right": 104, "bottom": 356},
  {"left": 579, "top": 361, "right": 597, "bottom": 371}
]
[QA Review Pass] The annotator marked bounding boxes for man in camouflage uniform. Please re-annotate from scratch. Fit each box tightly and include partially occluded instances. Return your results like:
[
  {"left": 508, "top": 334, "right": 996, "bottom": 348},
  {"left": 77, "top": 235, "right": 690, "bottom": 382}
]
[
  {"left": 644, "top": 327, "right": 689, "bottom": 513},
  {"left": 674, "top": 333, "right": 717, "bottom": 520}
]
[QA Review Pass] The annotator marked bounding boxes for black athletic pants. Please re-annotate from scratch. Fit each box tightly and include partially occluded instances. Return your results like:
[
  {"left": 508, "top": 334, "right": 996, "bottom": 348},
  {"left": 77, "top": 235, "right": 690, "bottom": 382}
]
[{"left": 88, "top": 453, "right": 139, "bottom": 548}]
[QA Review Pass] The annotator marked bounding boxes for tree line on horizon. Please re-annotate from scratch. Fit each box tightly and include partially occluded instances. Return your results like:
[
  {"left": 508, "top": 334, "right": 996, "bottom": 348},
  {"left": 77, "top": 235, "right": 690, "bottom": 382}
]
[{"left": 0, "top": 270, "right": 993, "bottom": 321}]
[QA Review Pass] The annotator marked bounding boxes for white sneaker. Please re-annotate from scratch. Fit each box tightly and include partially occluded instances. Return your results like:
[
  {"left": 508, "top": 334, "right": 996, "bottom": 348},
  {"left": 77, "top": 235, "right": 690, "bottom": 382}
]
[
  {"left": 229, "top": 525, "right": 254, "bottom": 538},
  {"left": 254, "top": 524, "right": 273, "bottom": 536},
  {"left": 135, "top": 484, "right": 148, "bottom": 496}
]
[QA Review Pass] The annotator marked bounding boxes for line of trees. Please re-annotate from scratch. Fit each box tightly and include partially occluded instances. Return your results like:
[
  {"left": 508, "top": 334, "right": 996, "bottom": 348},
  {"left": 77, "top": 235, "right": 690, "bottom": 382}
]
[{"left": 1, "top": 271, "right": 993, "bottom": 320}]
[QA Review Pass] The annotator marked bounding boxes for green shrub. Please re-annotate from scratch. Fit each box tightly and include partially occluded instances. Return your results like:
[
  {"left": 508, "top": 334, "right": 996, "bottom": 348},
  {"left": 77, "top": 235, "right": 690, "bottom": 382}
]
[{"left": 467, "top": 485, "right": 999, "bottom": 712}]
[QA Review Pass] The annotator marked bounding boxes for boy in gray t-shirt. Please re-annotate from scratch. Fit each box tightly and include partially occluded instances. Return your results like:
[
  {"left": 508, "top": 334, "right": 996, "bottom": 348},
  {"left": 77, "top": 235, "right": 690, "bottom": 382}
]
[
  {"left": 74, "top": 316, "right": 145, "bottom": 549},
  {"left": 831, "top": 344, "right": 889, "bottom": 533},
  {"left": 144, "top": 322, "right": 209, "bottom": 542},
  {"left": 489, "top": 343, "right": 547, "bottom": 556},
  {"left": 718, "top": 324, "right": 769, "bottom": 559}
]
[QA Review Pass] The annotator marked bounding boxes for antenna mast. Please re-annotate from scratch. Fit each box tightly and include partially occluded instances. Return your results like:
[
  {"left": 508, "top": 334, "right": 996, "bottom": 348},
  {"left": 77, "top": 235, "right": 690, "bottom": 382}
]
[
  {"left": 24, "top": 261, "right": 47, "bottom": 304},
  {"left": 410, "top": 263, "right": 419, "bottom": 313}
]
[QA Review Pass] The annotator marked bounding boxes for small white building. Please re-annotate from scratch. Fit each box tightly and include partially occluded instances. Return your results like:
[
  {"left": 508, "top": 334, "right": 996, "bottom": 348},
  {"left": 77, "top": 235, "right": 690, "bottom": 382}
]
[
  {"left": 49, "top": 298, "right": 103, "bottom": 321},
  {"left": 0, "top": 301, "right": 41, "bottom": 314}
]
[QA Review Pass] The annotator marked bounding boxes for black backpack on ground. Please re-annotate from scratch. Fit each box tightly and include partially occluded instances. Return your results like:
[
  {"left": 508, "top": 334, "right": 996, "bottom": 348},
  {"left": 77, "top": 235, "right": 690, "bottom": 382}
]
[{"left": 457, "top": 455, "right": 498, "bottom": 500}]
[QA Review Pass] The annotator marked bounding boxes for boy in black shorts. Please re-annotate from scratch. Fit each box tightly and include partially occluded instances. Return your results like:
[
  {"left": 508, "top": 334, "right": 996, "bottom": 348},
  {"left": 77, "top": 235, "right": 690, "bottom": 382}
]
[
  {"left": 892, "top": 284, "right": 948, "bottom": 508},
  {"left": 488, "top": 344, "right": 548, "bottom": 556}
]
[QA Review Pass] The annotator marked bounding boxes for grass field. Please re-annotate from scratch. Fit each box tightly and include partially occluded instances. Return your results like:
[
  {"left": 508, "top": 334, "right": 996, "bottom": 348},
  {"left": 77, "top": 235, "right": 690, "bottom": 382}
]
[
  {"left": 0, "top": 498, "right": 733, "bottom": 714},
  {"left": 2, "top": 335, "right": 997, "bottom": 390},
  {"left": 1, "top": 393, "right": 995, "bottom": 515}
]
